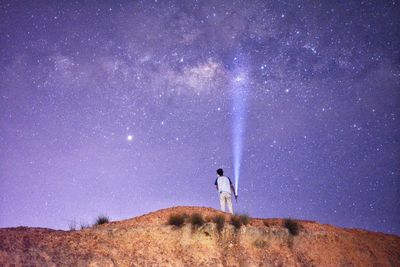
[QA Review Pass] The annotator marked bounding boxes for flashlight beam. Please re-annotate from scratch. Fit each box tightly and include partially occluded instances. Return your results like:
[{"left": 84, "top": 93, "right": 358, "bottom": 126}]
[{"left": 231, "top": 61, "right": 249, "bottom": 197}]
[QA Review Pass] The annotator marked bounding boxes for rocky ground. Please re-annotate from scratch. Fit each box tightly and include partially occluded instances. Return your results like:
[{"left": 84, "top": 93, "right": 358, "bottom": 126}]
[{"left": 1, "top": 206, "right": 399, "bottom": 266}]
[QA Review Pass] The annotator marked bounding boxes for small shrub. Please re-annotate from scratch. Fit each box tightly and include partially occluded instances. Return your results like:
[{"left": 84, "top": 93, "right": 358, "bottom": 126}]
[
  {"left": 263, "top": 220, "right": 270, "bottom": 227},
  {"left": 95, "top": 215, "right": 110, "bottom": 226},
  {"left": 213, "top": 214, "right": 225, "bottom": 232},
  {"left": 168, "top": 214, "right": 185, "bottom": 227},
  {"left": 80, "top": 222, "right": 90, "bottom": 230},
  {"left": 230, "top": 215, "right": 242, "bottom": 230},
  {"left": 283, "top": 218, "right": 299, "bottom": 236},
  {"left": 190, "top": 213, "right": 204, "bottom": 228},
  {"left": 68, "top": 221, "right": 77, "bottom": 231},
  {"left": 239, "top": 214, "right": 250, "bottom": 225}
]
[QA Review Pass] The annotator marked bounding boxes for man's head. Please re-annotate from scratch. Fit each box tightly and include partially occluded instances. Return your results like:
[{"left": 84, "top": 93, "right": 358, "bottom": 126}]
[{"left": 216, "top": 168, "right": 224, "bottom": 176}]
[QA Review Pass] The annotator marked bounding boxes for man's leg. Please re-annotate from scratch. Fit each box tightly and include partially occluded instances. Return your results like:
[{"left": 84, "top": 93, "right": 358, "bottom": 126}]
[
  {"left": 219, "top": 193, "right": 226, "bottom": 212},
  {"left": 227, "top": 194, "right": 234, "bottom": 215}
]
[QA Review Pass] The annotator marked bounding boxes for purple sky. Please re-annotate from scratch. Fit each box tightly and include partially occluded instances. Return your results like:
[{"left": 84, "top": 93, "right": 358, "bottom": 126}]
[{"left": 1, "top": 1, "right": 399, "bottom": 235}]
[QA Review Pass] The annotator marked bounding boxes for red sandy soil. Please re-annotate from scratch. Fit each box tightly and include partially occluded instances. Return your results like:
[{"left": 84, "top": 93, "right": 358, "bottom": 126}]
[{"left": 0, "top": 206, "right": 399, "bottom": 266}]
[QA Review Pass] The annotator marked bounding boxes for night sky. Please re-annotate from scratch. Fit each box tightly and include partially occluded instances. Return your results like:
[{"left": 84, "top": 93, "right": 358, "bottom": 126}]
[{"left": 1, "top": 1, "right": 399, "bottom": 235}]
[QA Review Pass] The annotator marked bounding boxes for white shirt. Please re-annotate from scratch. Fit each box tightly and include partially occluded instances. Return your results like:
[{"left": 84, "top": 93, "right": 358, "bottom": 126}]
[{"left": 215, "top": 176, "right": 233, "bottom": 194}]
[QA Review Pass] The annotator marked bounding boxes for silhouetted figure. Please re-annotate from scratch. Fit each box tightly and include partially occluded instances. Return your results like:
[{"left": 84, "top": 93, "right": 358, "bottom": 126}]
[{"left": 214, "top": 168, "right": 237, "bottom": 214}]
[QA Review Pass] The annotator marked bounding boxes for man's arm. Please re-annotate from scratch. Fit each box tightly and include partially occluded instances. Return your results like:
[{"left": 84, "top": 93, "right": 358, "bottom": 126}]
[
  {"left": 230, "top": 184, "right": 237, "bottom": 198},
  {"left": 228, "top": 177, "right": 237, "bottom": 198},
  {"left": 214, "top": 178, "right": 218, "bottom": 191}
]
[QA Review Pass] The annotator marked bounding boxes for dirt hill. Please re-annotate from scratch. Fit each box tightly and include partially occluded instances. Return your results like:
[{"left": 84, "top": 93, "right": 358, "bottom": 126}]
[{"left": 1, "top": 206, "right": 399, "bottom": 266}]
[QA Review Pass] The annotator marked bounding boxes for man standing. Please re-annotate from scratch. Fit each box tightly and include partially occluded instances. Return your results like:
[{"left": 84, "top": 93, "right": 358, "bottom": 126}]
[{"left": 214, "top": 168, "right": 237, "bottom": 214}]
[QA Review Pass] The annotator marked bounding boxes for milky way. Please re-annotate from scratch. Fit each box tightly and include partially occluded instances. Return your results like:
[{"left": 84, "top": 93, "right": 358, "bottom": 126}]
[{"left": 0, "top": 1, "right": 399, "bottom": 234}]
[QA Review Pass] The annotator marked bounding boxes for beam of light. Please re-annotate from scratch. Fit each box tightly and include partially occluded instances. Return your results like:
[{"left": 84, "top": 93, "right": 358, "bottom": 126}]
[{"left": 231, "top": 60, "right": 249, "bottom": 196}]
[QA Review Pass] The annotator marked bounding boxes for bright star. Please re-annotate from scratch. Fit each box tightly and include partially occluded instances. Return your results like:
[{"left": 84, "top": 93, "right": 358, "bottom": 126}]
[
  {"left": 234, "top": 72, "right": 247, "bottom": 84},
  {"left": 127, "top": 135, "right": 133, "bottom": 141}
]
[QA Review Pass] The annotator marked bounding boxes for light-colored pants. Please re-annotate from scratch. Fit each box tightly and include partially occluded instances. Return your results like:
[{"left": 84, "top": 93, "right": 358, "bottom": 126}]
[{"left": 219, "top": 192, "right": 234, "bottom": 214}]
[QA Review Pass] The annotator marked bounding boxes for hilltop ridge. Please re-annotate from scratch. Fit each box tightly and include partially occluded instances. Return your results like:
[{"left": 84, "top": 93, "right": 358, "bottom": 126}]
[{"left": 1, "top": 206, "right": 399, "bottom": 266}]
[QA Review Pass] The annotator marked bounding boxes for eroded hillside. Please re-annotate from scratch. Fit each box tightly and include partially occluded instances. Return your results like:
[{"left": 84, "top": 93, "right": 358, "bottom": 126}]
[{"left": 1, "top": 206, "right": 399, "bottom": 266}]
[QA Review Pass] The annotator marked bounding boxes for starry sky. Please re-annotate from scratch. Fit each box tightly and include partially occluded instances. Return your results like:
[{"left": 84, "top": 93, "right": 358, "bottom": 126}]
[{"left": 1, "top": 1, "right": 399, "bottom": 235}]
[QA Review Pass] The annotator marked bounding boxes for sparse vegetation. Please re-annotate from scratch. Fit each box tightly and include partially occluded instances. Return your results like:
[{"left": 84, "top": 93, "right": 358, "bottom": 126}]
[
  {"left": 190, "top": 213, "right": 204, "bottom": 228},
  {"left": 168, "top": 214, "right": 185, "bottom": 227},
  {"left": 94, "top": 215, "right": 110, "bottom": 226},
  {"left": 80, "top": 222, "right": 90, "bottom": 230},
  {"left": 283, "top": 218, "right": 300, "bottom": 236},
  {"left": 68, "top": 219, "right": 90, "bottom": 230},
  {"left": 239, "top": 214, "right": 250, "bottom": 225},
  {"left": 213, "top": 214, "right": 225, "bottom": 232},
  {"left": 229, "top": 214, "right": 250, "bottom": 230},
  {"left": 230, "top": 215, "right": 242, "bottom": 230},
  {"left": 68, "top": 221, "right": 77, "bottom": 231}
]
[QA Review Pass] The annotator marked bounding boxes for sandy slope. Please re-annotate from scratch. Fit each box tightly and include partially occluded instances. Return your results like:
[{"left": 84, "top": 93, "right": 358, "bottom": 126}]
[{"left": 0, "top": 206, "right": 399, "bottom": 266}]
